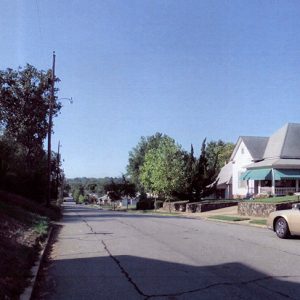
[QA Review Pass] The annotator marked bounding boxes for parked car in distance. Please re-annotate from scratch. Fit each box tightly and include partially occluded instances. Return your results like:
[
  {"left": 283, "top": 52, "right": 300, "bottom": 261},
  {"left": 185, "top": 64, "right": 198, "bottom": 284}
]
[{"left": 267, "top": 203, "right": 300, "bottom": 238}]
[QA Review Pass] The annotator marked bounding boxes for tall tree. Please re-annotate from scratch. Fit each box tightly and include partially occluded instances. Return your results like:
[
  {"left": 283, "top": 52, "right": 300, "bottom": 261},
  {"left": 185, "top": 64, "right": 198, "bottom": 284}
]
[
  {"left": 127, "top": 132, "right": 170, "bottom": 190},
  {"left": 183, "top": 139, "right": 223, "bottom": 201},
  {"left": 206, "top": 140, "right": 235, "bottom": 172},
  {"left": 0, "top": 64, "right": 61, "bottom": 167},
  {"left": 140, "top": 137, "right": 185, "bottom": 198},
  {"left": 0, "top": 64, "right": 61, "bottom": 200}
]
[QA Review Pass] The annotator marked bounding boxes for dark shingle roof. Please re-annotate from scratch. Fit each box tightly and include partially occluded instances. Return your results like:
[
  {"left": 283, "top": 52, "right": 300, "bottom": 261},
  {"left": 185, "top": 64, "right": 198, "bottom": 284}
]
[{"left": 240, "top": 136, "right": 269, "bottom": 161}]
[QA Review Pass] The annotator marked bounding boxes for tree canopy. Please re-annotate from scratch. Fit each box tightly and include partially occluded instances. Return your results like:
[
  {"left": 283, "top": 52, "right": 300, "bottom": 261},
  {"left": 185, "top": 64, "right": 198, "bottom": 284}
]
[
  {"left": 127, "top": 132, "right": 170, "bottom": 189},
  {"left": 0, "top": 64, "right": 62, "bottom": 200},
  {"left": 127, "top": 132, "right": 234, "bottom": 202},
  {"left": 140, "top": 136, "right": 185, "bottom": 197}
]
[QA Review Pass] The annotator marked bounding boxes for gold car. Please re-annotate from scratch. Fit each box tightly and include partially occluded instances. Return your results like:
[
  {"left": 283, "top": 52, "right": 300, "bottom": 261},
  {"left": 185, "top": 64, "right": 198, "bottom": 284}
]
[{"left": 267, "top": 203, "right": 300, "bottom": 238}]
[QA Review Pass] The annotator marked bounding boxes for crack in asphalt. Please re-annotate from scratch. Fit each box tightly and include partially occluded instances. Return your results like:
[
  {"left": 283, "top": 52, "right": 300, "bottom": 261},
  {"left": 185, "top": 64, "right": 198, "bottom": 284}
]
[
  {"left": 253, "top": 281, "right": 294, "bottom": 299},
  {"left": 82, "top": 219, "right": 94, "bottom": 233},
  {"left": 79, "top": 213, "right": 299, "bottom": 300},
  {"left": 101, "top": 239, "right": 299, "bottom": 299},
  {"left": 101, "top": 240, "right": 147, "bottom": 297}
]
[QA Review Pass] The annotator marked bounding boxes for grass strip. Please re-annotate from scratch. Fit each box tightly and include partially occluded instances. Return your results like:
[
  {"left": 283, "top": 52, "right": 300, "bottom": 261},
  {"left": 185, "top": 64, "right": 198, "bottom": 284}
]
[
  {"left": 208, "top": 215, "right": 250, "bottom": 222},
  {"left": 247, "top": 195, "right": 299, "bottom": 203},
  {"left": 249, "top": 219, "right": 267, "bottom": 225},
  {"left": 33, "top": 217, "right": 49, "bottom": 235},
  {"left": 131, "top": 210, "right": 180, "bottom": 216}
]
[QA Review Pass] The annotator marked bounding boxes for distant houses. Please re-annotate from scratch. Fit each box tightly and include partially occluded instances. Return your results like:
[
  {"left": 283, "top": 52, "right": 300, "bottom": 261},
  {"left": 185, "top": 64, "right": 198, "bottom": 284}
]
[
  {"left": 98, "top": 193, "right": 138, "bottom": 207},
  {"left": 215, "top": 123, "right": 300, "bottom": 199}
]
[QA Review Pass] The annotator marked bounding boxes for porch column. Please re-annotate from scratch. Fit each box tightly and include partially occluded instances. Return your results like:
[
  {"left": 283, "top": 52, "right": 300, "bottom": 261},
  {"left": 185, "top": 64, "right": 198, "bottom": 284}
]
[
  {"left": 296, "top": 180, "right": 299, "bottom": 192},
  {"left": 271, "top": 168, "right": 276, "bottom": 196},
  {"left": 258, "top": 180, "right": 261, "bottom": 194}
]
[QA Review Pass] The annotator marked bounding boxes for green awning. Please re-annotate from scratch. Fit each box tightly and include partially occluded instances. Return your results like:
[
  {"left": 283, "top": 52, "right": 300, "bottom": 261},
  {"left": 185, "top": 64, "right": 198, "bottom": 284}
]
[
  {"left": 274, "top": 169, "right": 300, "bottom": 180},
  {"left": 242, "top": 168, "right": 272, "bottom": 180}
]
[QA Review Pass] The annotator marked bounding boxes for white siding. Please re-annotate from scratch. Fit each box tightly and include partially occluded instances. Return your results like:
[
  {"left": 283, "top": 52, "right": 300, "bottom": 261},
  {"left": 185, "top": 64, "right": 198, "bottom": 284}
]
[{"left": 232, "top": 141, "right": 255, "bottom": 197}]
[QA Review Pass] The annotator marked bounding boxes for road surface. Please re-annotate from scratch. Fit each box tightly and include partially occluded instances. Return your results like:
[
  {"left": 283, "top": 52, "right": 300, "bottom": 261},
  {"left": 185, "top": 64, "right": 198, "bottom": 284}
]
[{"left": 35, "top": 203, "right": 300, "bottom": 299}]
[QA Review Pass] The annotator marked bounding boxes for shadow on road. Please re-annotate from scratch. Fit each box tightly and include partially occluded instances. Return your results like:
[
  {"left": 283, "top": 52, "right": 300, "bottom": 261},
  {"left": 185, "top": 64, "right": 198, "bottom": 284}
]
[
  {"left": 31, "top": 204, "right": 300, "bottom": 299},
  {"left": 32, "top": 253, "right": 300, "bottom": 299}
]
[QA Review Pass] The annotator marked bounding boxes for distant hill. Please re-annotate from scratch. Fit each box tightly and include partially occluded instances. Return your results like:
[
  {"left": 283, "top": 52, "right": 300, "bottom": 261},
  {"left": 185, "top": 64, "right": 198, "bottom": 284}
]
[{"left": 67, "top": 177, "right": 123, "bottom": 196}]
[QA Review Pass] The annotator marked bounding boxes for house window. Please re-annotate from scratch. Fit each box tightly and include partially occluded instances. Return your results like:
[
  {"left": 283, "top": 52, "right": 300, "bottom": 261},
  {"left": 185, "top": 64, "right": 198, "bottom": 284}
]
[
  {"left": 241, "top": 147, "right": 244, "bottom": 154},
  {"left": 238, "top": 171, "right": 247, "bottom": 188}
]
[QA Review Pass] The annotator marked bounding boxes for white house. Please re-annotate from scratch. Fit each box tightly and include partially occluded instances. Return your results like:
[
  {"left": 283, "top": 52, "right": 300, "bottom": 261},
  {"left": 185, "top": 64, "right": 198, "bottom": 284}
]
[
  {"left": 216, "top": 123, "right": 300, "bottom": 199},
  {"left": 119, "top": 197, "right": 138, "bottom": 207}
]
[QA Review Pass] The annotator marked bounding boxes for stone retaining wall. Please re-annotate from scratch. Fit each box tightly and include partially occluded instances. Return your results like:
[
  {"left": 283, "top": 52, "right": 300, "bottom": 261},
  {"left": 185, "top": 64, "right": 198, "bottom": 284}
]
[
  {"left": 163, "top": 201, "right": 189, "bottom": 212},
  {"left": 238, "top": 201, "right": 300, "bottom": 217},
  {"left": 162, "top": 200, "right": 238, "bottom": 213},
  {"left": 186, "top": 201, "right": 238, "bottom": 213}
]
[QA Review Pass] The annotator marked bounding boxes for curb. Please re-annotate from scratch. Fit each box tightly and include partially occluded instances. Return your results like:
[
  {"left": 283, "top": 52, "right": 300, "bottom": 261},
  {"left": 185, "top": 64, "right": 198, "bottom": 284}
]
[
  {"left": 20, "top": 226, "right": 53, "bottom": 300},
  {"left": 203, "top": 216, "right": 268, "bottom": 228}
]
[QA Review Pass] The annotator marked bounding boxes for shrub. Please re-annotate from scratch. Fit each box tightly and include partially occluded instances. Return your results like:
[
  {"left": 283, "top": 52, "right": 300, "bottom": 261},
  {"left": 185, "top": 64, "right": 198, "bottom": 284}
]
[
  {"left": 155, "top": 200, "right": 164, "bottom": 209},
  {"left": 78, "top": 194, "right": 85, "bottom": 204},
  {"left": 137, "top": 199, "right": 154, "bottom": 210},
  {"left": 254, "top": 193, "right": 269, "bottom": 199}
]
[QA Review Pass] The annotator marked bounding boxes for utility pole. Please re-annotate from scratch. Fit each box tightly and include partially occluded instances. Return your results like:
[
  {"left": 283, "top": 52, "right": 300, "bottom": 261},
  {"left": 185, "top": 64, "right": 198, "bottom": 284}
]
[
  {"left": 47, "top": 51, "right": 56, "bottom": 206},
  {"left": 56, "top": 140, "right": 61, "bottom": 200}
]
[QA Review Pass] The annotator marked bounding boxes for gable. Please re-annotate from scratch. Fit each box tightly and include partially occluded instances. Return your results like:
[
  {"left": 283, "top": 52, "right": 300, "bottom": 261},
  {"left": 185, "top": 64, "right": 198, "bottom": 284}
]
[
  {"left": 264, "top": 123, "right": 300, "bottom": 159},
  {"left": 242, "top": 136, "right": 268, "bottom": 161},
  {"left": 230, "top": 136, "right": 268, "bottom": 162}
]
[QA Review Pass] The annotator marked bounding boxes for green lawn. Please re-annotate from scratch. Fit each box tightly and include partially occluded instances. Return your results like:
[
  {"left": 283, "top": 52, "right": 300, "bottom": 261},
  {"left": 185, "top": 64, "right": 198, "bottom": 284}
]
[
  {"left": 208, "top": 215, "right": 250, "bottom": 222},
  {"left": 249, "top": 219, "right": 267, "bottom": 225},
  {"left": 248, "top": 195, "right": 300, "bottom": 203},
  {"left": 128, "top": 209, "right": 180, "bottom": 216}
]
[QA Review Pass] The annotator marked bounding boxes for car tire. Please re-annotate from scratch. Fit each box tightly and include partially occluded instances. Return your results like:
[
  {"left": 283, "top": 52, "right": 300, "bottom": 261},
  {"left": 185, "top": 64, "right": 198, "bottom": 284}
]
[{"left": 275, "top": 217, "right": 290, "bottom": 239}]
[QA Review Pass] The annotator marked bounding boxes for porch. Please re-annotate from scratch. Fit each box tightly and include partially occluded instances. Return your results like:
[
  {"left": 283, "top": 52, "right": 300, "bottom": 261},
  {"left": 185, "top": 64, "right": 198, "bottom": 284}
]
[
  {"left": 243, "top": 168, "right": 300, "bottom": 196},
  {"left": 259, "top": 186, "right": 297, "bottom": 196}
]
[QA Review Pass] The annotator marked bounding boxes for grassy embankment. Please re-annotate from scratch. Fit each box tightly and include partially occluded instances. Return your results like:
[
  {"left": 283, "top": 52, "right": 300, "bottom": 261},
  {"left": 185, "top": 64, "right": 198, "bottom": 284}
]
[{"left": 0, "top": 191, "right": 61, "bottom": 299}]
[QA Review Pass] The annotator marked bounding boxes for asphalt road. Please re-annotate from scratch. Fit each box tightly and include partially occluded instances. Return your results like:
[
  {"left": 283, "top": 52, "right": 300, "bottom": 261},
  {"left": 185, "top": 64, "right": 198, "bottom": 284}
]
[{"left": 36, "top": 203, "right": 300, "bottom": 299}]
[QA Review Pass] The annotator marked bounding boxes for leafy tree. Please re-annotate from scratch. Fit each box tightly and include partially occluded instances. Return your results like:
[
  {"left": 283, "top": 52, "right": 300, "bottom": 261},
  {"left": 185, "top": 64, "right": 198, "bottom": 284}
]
[
  {"left": 121, "top": 175, "right": 136, "bottom": 199},
  {"left": 127, "top": 133, "right": 170, "bottom": 190},
  {"left": 67, "top": 177, "right": 123, "bottom": 197},
  {"left": 140, "top": 137, "right": 185, "bottom": 198},
  {"left": 103, "top": 176, "right": 136, "bottom": 203},
  {"left": 104, "top": 180, "right": 122, "bottom": 201},
  {"left": 87, "top": 183, "right": 97, "bottom": 193},
  {"left": 73, "top": 184, "right": 85, "bottom": 203},
  {"left": 182, "top": 144, "right": 196, "bottom": 199},
  {"left": 0, "top": 64, "right": 61, "bottom": 168},
  {"left": 206, "top": 140, "right": 234, "bottom": 172},
  {"left": 63, "top": 183, "right": 71, "bottom": 197},
  {"left": 78, "top": 194, "right": 85, "bottom": 204},
  {"left": 0, "top": 64, "right": 62, "bottom": 200},
  {"left": 193, "top": 139, "right": 216, "bottom": 199},
  {"left": 183, "top": 139, "right": 224, "bottom": 201}
]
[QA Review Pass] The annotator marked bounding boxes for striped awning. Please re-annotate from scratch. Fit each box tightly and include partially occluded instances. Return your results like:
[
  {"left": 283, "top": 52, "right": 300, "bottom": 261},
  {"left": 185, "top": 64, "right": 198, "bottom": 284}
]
[
  {"left": 242, "top": 168, "right": 272, "bottom": 180},
  {"left": 274, "top": 169, "right": 300, "bottom": 180},
  {"left": 243, "top": 168, "right": 300, "bottom": 180}
]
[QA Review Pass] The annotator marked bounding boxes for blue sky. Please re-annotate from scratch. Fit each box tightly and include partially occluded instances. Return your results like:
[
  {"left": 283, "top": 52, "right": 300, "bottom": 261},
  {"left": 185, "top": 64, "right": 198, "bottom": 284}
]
[{"left": 1, "top": 0, "right": 300, "bottom": 178}]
